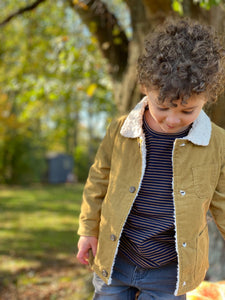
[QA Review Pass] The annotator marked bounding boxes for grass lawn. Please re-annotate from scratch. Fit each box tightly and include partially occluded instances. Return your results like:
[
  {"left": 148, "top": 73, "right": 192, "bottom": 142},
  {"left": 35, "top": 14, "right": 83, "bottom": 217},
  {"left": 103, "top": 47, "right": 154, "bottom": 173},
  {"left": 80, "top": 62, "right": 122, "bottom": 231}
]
[{"left": 0, "top": 184, "right": 94, "bottom": 300}]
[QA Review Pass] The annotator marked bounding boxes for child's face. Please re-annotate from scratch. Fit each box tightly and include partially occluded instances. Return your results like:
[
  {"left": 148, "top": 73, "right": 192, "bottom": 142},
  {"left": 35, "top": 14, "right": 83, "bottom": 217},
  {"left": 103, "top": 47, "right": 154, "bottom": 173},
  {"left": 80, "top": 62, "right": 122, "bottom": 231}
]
[{"left": 145, "top": 89, "right": 206, "bottom": 134}]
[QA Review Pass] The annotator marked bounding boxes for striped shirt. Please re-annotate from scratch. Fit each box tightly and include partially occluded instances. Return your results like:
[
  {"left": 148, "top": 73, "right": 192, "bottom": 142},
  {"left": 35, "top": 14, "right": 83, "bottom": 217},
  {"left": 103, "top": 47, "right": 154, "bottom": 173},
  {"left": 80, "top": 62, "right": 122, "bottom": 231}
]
[{"left": 119, "top": 114, "right": 190, "bottom": 269}]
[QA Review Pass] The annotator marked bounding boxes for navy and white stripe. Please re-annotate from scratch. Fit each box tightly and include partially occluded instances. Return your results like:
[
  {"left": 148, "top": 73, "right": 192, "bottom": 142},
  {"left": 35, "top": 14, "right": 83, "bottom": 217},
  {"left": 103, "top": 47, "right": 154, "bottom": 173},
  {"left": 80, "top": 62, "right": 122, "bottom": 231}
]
[{"left": 119, "top": 114, "right": 190, "bottom": 269}]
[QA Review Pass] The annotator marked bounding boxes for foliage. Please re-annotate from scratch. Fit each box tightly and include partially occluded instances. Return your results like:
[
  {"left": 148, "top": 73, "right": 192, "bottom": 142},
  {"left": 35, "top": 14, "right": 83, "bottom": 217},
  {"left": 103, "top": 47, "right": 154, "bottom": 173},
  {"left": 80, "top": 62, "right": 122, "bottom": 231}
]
[
  {"left": 74, "top": 145, "right": 90, "bottom": 182},
  {"left": 172, "top": 0, "right": 184, "bottom": 15},
  {"left": 0, "top": 0, "right": 115, "bottom": 184},
  {"left": 194, "top": 0, "right": 223, "bottom": 10},
  {"left": 0, "top": 92, "right": 47, "bottom": 184},
  {"left": 172, "top": 0, "right": 224, "bottom": 15},
  {"left": 74, "top": 133, "right": 102, "bottom": 182},
  {"left": 187, "top": 281, "right": 225, "bottom": 299},
  {"left": 0, "top": 129, "right": 46, "bottom": 184}
]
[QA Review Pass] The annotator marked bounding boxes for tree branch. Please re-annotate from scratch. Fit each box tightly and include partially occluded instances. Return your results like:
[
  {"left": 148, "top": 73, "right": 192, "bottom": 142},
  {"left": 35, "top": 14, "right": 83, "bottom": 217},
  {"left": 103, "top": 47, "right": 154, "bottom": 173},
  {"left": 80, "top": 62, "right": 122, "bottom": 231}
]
[
  {"left": 0, "top": 0, "right": 47, "bottom": 27},
  {"left": 68, "top": 0, "right": 129, "bottom": 80}
]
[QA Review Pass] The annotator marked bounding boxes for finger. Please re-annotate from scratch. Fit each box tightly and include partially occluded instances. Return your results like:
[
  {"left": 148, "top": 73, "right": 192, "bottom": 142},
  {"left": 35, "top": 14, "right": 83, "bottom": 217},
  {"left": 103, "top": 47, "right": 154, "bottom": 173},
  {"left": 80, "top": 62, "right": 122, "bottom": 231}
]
[
  {"left": 77, "top": 255, "right": 89, "bottom": 265},
  {"left": 76, "top": 251, "right": 89, "bottom": 265}
]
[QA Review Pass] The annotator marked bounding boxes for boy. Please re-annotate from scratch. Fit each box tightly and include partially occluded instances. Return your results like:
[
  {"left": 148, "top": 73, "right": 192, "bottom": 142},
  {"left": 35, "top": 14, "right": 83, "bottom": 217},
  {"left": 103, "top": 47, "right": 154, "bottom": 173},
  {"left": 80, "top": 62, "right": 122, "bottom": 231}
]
[{"left": 77, "top": 19, "right": 225, "bottom": 299}]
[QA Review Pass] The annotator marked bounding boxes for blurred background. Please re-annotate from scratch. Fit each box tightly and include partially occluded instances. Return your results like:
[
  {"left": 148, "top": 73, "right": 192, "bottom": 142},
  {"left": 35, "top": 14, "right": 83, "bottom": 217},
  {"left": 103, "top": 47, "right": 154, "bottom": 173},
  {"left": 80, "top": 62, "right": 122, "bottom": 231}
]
[{"left": 0, "top": 0, "right": 225, "bottom": 299}]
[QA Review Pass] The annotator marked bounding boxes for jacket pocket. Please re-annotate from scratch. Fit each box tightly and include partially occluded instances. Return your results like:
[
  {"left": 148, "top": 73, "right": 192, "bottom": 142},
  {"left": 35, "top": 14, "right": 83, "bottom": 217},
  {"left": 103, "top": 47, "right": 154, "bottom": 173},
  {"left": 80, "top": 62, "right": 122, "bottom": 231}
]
[
  {"left": 195, "top": 225, "right": 209, "bottom": 281},
  {"left": 88, "top": 248, "right": 95, "bottom": 267},
  {"left": 192, "top": 164, "right": 218, "bottom": 198}
]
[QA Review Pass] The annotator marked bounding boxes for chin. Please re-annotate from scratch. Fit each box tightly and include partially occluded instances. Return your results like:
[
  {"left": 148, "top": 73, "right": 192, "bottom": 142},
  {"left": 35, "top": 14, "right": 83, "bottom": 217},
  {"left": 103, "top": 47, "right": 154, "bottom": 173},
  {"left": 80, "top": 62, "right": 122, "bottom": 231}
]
[{"left": 164, "top": 125, "right": 187, "bottom": 133}]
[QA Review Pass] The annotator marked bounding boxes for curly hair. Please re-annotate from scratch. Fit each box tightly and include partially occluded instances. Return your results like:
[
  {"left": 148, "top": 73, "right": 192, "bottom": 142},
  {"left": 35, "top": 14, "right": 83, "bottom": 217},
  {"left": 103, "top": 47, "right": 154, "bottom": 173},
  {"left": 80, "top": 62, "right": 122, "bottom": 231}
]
[{"left": 137, "top": 18, "right": 225, "bottom": 105}]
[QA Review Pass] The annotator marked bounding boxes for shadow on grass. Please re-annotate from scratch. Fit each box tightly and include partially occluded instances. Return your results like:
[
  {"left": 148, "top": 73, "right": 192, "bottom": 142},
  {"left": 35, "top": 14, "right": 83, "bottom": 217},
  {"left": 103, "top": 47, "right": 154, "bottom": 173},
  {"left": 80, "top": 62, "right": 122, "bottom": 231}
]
[
  {"left": 0, "top": 184, "right": 94, "bottom": 299},
  {"left": 0, "top": 227, "right": 94, "bottom": 300},
  {"left": 0, "top": 252, "right": 94, "bottom": 300}
]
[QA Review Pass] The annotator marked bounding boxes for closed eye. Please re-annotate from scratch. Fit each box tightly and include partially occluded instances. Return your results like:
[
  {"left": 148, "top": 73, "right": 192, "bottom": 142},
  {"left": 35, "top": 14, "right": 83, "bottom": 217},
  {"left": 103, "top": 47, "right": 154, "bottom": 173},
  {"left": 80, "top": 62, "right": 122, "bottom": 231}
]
[
  {"left": 157, "top": 107, "right": 169, "bottom": 111},
  {"left": 182, "top": 110, "right": 194, "bottom": 114}
]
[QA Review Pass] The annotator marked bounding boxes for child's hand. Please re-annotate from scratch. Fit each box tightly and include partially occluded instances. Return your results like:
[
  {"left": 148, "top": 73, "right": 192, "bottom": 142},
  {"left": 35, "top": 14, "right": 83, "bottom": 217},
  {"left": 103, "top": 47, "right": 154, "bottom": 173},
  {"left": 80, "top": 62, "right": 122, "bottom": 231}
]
[{"left": 76, "top": 236, "right": 98, "bottom": 265}]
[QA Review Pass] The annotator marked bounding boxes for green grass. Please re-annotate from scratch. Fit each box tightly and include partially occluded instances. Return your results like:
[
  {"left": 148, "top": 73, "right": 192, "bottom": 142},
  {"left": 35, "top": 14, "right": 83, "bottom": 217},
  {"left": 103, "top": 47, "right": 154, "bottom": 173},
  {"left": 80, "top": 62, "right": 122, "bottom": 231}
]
[{"left": 0, "top": 184, "right": 94, "bottom": 299}]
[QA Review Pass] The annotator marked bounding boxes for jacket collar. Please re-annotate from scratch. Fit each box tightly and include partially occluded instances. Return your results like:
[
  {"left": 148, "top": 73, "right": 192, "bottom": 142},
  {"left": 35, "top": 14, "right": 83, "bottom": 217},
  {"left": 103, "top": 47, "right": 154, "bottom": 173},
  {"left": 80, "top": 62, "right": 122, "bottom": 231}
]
[{"left": 120, "top": 96, "right": 212, "bottom": 146}]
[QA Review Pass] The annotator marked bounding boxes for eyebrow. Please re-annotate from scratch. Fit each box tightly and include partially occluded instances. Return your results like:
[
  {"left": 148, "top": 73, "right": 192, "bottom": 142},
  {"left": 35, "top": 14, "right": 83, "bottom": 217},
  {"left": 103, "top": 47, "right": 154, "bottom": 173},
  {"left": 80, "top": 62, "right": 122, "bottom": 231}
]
[
  {"left": 157, "top": 103, "right": 198, "bottom": 110},
  {"left": 182, "top": 106, "right": 198, "bottom": 110}
]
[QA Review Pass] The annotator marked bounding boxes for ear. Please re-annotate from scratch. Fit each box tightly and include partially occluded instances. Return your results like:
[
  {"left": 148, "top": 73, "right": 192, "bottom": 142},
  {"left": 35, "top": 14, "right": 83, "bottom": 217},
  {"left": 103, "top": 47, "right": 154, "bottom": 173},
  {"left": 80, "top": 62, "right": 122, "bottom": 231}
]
[
  {"left": 198, "top": 92, "right": 208, "bottom": 107},
  {"left": 140, "top": 85, "right": 147, "bottom": 95}
]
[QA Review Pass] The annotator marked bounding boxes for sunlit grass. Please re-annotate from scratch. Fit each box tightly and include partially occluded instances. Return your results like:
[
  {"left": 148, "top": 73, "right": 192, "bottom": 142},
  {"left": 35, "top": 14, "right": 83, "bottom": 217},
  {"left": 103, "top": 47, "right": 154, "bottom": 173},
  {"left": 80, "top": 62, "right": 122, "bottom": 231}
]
[{"left": 0, "top": 184, "right": 83, "bottom": 254}]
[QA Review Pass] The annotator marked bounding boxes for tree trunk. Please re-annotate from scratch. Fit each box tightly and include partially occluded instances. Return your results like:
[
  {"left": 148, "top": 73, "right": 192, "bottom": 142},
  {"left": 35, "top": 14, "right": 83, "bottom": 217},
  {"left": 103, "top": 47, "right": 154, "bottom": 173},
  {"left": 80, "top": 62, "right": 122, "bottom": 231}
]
[
  {"left": 206, "top": 212, "right": 225, "bottom": 281},
  {"left": 205, "top": 5, "right": 225, "bottom": 128},
  {"left": 115, "top": 0, "right": 174, "bottom": 114}
]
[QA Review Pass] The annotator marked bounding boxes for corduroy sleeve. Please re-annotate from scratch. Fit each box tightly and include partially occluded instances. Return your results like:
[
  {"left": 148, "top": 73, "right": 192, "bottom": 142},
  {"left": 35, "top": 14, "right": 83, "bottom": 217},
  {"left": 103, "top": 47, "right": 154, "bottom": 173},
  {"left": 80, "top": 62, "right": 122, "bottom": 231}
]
[
  {"left": 77, "top": 117, "right": 125, "bottom": 237},
  {"left": 210, "top": 139, "right": 225, "bottom": 240}
]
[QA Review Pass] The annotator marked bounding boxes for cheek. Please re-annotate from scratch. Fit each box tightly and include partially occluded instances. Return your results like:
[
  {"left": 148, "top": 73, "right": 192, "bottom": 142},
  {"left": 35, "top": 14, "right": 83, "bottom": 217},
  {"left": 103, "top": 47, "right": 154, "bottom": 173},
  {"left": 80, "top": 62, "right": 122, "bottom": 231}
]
[
  {"left": 182, "top": 115, "right": 197, "bottom": 126},
  {"left": 152, "top": 110, "right": 165, "bottom": 122},
  {"left": 185, "top": 111, "right": 201, "bottom": 124}
]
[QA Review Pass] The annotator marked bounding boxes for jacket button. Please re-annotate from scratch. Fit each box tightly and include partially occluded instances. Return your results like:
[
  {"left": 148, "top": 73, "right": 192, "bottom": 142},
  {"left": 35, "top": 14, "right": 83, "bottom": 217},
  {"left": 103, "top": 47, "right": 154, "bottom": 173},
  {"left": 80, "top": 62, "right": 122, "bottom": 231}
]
[
  {"left": 129, "top": 186, "right": 136, "bottom": 193},
  {"left": 110, "top": 234, "right": 116, "bottom": 241},
  {"left": 182, "top": 242, "right": 187, "bottom": 247},
  {"left": 102, "top": 270, "right": 108, "bottom": 277},
  {"left": 180, "top": 190, "right": 186, "bottom": 196},
  {"left": 183, "top": 281, "right": 186, "bottom": 286},
  {"left": 180, "top": 143, "right": 186, "bottom": 147}
]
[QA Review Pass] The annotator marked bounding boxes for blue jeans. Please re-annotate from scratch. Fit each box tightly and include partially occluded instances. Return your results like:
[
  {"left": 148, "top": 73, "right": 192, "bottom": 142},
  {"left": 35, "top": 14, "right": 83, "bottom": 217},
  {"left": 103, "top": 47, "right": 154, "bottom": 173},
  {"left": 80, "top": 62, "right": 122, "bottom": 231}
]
[{"left": 93, "top": 252, "right": 186, "bottom": 299}]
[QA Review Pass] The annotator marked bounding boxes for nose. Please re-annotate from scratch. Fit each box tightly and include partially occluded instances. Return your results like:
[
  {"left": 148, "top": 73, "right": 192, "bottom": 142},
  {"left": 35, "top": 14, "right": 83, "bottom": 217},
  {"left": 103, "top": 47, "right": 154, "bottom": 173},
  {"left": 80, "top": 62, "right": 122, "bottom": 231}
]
[{"left": 165, "top": 113, "right": 180, "bottom": 126}]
